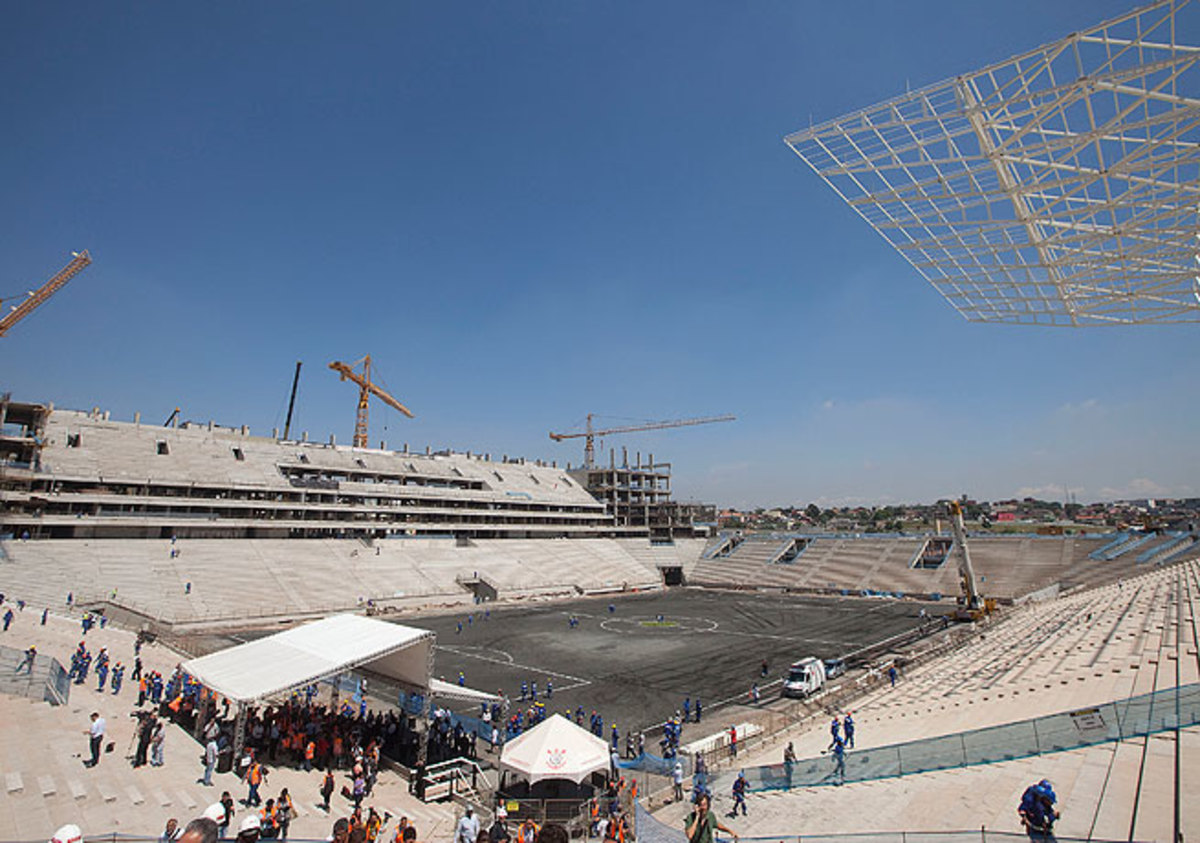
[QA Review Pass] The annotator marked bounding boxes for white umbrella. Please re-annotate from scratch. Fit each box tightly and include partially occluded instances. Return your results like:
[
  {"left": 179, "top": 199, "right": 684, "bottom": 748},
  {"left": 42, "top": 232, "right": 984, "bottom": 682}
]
[{"left": 499, "top": 714, "right": 611, "bottom": 785}]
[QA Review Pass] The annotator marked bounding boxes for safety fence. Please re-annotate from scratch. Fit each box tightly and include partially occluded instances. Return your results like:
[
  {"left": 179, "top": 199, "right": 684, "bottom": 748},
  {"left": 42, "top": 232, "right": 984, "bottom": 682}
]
[
  {"left": 398, "top": 690, "right": 496, "bottom": 743},
  {"left": 633, "top": 801, "right": 1147, "bottom": 843},
  {"left": 709, "top": 683, "right": 1200, "bottom": 793}
]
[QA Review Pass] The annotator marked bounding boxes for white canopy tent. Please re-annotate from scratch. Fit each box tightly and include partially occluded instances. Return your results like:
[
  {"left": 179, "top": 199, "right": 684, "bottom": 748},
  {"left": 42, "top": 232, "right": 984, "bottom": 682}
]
[
  {"left": 499, "top": 714, "right": 611, "bottom": 785},
  {"left": 182, "top": 614, "right": 435, "bottom": 703}
]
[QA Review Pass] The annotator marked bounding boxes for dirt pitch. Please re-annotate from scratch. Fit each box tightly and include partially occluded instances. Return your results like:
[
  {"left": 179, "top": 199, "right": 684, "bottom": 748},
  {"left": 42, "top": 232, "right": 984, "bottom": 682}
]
[{"left": 407, "top": 588, "right": 942, "bottom": 736}]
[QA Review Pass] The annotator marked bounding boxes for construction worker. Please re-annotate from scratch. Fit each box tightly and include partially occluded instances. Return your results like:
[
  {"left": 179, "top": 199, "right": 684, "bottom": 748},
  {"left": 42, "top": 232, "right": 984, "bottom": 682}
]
[
  {"left": 830, "top": 736, "right": 846, "bottom": 785},
  {"left": 246, "top": 758, "right": 266, "bottom": 806},
  {"left": 517, "top": 817, "right": 538, "bottom": 843},
  {"left": 731, "top": 772, "right": 748, "bottom": 817}
]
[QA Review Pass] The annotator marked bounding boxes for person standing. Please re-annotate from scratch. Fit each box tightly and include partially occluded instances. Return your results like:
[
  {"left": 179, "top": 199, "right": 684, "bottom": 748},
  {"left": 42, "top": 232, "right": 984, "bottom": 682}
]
[
  {"left": 246, "top": 758, "right": 265, "bottom": 806},
  {"left": 455, "top": 808, "right": 480, "bottom": 843},
  {"left": 728, "top": 726, "right": 737, "bottom": 759},
  {"left": 134, "top": 713, "right": 155, "bottom": 768},
  {"left": 488, "top": 808, "right": 510, "bottom": 843},
  {"left": 731, "top": 772, "right": 748, "bottom": 817},
  {"left": 220, "top": 792, "right": 236, "bottom": 839},
  {"left": 672, "top": 761, "right": 684, "bottom": 802},
  {"left": 684, "top": 793, "right": 738, "bottom": 843},
  {"left": 84, "top": 711, "right": 106, "bottom": 767},
  {"left": 151, "top": 717, "right": 166, "bottom": 766},
  {"left": 202, "top": 736, "right": 219, "bottom": 786},
  {"left": 830, "top": 736, "right": 846, "bottom": 785},
  {"left": 320, "top": 770, "right": 335, "bottom": 812},
  {"left": 274, "top": 788, "right": 293, "bottom": 840},
  {"left": 161, "top": 818, "right": 183, "bottom": 843},
  {"left": 844, "top": 713, "right": 856, "bottom": 749},
  {"left": 15, "top": 645, "right": 36, "bottom": 674},
  {"left": 3, "top": 607, "right": 14, "bottom": 631}
]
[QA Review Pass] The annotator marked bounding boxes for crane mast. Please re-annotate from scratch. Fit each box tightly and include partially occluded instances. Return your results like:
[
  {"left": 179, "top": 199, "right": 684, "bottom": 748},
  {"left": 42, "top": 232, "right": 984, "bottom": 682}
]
[
  {"left": 549, "top": 413, "right": 736, "bottom": 468},
  {"left": 328, "top": 355, "right": 414, "bottom": 448},
  {"left": 947, "top": 500, "right": 984, "bottom": 612},
  {"left": 0, "top": 250, "right": 92, "bottom": 337}
]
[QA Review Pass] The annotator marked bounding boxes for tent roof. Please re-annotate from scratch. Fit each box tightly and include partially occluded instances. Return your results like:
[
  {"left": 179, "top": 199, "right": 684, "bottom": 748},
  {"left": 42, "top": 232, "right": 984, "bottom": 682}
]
[
  {"left": 182, "top": 614, "right": 434, "bottom": 704},
  {"left": 500, "top": 714, "right": 611, "bottom": 785},
  {"left": 429, "top": 678, "right": 501, "bottom": 704}
]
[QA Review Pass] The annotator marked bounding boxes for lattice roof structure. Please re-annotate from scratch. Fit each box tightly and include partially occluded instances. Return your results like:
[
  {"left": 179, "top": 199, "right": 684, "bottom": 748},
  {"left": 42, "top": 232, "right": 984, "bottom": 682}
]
[{"left": 784, "top": 0, "right": 1200, "bottom": 326}]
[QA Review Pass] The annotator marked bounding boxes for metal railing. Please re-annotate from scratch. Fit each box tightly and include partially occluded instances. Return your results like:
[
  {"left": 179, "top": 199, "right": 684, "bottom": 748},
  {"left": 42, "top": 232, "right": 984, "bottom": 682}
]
[
  {"left": 632, "top": 801, "right": 1149, "bottom": 843},
  {"left": 710, "top": 683, "right": 1200, "bottom": 793}
]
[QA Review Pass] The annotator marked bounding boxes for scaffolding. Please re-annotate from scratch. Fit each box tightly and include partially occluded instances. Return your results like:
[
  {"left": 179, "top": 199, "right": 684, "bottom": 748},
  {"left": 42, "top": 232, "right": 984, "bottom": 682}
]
[{"left": 785, "top": 0, "right": 1200, "bottom": 326}]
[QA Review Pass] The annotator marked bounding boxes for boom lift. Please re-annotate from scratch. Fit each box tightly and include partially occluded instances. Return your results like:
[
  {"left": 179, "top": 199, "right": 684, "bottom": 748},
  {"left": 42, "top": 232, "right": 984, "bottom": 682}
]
[
  {"left": 328, "top": 355, "right": 414, "bottom": 448},
  {"left": 947, "top": 500, "right": 995, "bottom": 620},
  {"left": 0, "top": 250, "right": 92, "bottom": 337},
  {"left": 549, "top": 413, "right": 735, "bottom": 469}
]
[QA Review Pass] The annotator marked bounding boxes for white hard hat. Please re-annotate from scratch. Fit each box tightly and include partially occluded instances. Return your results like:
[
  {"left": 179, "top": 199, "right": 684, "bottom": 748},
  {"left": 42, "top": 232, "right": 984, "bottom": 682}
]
[
  {"left": 203, "top": 803, "right": 227, "bottom": 823},
  {"left": 51, "top": 825, "right": 83, "bottom": 843},
  {"left": 239, "top": 815, "right": 261, "bottom": 834}
]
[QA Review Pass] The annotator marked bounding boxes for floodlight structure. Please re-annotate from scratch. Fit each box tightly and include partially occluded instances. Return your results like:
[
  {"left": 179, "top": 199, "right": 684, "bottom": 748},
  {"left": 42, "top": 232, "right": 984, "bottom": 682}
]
[{"left": 785, "top": 0, "right": 1200, "bottom": 326}]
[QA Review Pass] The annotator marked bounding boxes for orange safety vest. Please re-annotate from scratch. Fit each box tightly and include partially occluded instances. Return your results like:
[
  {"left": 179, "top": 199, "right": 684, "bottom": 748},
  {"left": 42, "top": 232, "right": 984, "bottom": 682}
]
[
  {"left": 248, "top": 764, "right": 262, "bottom": 785},
  {"left": 306, "top": 741, "right": 315, "bottom": 760}
]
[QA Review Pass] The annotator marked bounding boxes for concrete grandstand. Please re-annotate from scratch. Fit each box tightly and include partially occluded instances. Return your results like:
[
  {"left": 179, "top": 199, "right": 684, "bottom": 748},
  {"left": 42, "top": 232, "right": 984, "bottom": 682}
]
[
  {"left": 651, "top": 558, "right": 1200, "bottom": 842},
  {"left": 3, "top": 402, "right": 1200, "bottom": 843}
]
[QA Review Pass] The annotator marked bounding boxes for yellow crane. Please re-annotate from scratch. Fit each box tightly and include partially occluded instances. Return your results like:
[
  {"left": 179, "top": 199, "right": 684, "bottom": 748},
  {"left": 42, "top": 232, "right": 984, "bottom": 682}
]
[
  {"left": 549, "top": 413, "right": 736, "bottom": 468},
  {"left": 328, "top": 355, "right": 414, "bottom": 448},
  {"left": 0, "top": 250, "right": 92, "bottom": 337}
]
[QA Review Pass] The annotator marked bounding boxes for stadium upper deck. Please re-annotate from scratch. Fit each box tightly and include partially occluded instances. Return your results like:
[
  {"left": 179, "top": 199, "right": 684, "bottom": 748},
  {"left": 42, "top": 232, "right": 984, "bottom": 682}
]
[{"left": 0, "top": 401, "right": 622, "bottom": 540}]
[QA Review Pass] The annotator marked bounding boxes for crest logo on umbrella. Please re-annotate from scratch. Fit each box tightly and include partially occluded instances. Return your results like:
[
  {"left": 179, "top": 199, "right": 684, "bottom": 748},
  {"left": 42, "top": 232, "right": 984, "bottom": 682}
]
[{"left": 545, "top": 748, "right": 567, "bottom": 769}]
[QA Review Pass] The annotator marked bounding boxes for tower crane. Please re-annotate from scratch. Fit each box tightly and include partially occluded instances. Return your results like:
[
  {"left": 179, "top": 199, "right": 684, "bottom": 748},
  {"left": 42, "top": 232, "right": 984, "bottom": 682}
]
[
  {"left": 328, "top": 355, "right": 414, "bottom": 448},
  {"left": 549, "top": 413, "right": 736, "bottom": 469},
  {"left": 0, "top": 250, "right": 92, "bottom": 337}
]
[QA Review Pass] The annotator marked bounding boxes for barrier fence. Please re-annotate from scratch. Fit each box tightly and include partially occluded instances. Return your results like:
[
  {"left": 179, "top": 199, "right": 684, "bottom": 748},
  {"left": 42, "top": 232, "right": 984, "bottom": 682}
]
[
  {"left": 635, "top": 800, "right": 1149, "bottom": 843},
  {"left": 709, "top": 683, "right": 1200, "bottom": 793}
]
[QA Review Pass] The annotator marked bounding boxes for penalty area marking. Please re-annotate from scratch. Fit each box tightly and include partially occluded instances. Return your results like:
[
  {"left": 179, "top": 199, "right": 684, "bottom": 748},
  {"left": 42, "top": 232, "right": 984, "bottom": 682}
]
[{"left": 435, "top": 644, "right": 592, "bottom": 692}]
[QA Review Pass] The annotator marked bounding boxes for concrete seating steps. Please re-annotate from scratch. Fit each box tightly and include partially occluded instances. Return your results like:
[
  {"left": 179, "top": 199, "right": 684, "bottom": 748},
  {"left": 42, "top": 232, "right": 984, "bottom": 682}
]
[{"left": 706, "top": 560, "right": 1200, "bottom": 843}]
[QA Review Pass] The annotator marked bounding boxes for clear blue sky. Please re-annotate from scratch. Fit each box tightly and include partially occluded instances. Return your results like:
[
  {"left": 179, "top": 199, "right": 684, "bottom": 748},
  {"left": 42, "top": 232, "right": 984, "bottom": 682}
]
[{"left": 2, "top": 1, "right": 1196, "bottom": 509}]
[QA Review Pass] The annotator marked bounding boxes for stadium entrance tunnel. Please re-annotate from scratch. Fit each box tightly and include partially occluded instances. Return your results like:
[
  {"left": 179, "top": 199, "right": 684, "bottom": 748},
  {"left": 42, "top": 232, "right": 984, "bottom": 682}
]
[
  {"left": 457, "top": 572, "right": 498, "bottom": 602},
  {"left": 659, "top": 566, "right": 683, "bottom": 586}
]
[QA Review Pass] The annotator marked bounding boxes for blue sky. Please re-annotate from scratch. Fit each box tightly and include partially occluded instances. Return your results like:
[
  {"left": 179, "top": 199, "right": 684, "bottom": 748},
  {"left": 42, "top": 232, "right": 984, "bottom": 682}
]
[{"left": 2, "top": 1, "right": 1196, "bottom": 509}]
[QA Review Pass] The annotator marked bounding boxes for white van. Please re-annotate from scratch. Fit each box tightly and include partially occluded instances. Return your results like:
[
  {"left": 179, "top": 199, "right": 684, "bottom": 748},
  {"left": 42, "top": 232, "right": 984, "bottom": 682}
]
[{"left": 781, "top": 656, "right": 826, "bottom": 698}]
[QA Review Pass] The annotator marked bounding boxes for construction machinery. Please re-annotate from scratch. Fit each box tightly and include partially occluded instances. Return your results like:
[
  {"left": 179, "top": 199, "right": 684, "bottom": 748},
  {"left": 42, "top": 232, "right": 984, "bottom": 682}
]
[
  {"left": 163, "top": 407, "right": 181, "bottom": 428},
  {"left": 0, "top": 250, "right": 92, "bottom": 337},
  {"left": 549, "top": 413, "right": 735, "bottom": 469},
  {"left": 328, "top": 355, "right": 413, "bottom": 448},
  {"left": 947, "top": 500, "right": 996, "bottom": 621},
  {"left": 282, "top": 361, "right": 302, "bottom": 440}
]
